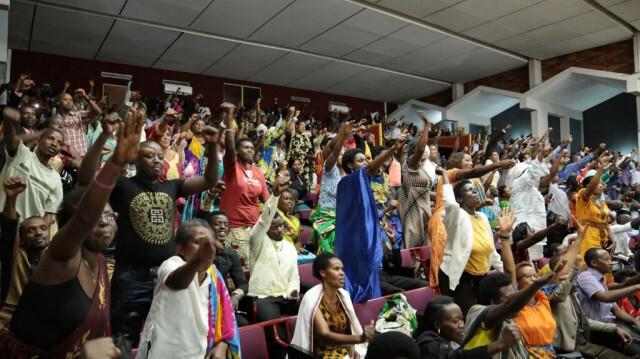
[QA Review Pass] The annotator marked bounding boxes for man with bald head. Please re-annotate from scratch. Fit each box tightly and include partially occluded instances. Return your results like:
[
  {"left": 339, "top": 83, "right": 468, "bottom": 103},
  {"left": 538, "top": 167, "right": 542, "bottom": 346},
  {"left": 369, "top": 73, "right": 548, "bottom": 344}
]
[{"left": 93, "top": 114, "right": 221, "bottom": 349}]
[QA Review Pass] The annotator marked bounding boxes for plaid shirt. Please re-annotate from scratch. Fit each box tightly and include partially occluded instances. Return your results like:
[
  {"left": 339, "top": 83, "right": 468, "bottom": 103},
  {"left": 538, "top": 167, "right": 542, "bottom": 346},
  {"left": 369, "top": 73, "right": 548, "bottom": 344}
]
[{"left": 56, "top": 110, "right": 92, "bottom": 156}]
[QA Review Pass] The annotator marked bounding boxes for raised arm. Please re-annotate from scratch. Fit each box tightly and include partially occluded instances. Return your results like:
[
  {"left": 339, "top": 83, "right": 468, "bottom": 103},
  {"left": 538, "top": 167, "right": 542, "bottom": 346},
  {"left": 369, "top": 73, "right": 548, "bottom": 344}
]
[
  {"left": 324, "top": 121, "right": 354, "bottom": 172},
  {"left": 582, "top": 162, "right": 606, "bottom": 201},
  {"left": 47, "top": 110, "right": 145, "bottom": 261},
  {"left": 2, "top": 107, "right": 22, "bottom": 155},
  {"left": 484, "top": 262, "right": 566, "bottom": 329},
  {"left": 77, "top": 113, "right": 121, "bottom": 186},
  {"left": 407, "top": 111, "right": 432, "bottom": 170},
  {"left": 539, "top": 149, "right": 567, "bottom": 194},
  {"left": 181, "top": 127, "right": 219, "bottom": 196},
  {"left": 249, "top": 175, "right": 289, "bottom": 248},
  {"left": 497, "top": 207, "right": 517, "bottom": 284},
  {"left": 513, "top": 219, "right": 566, "bottom": 253},
  {"left": 366, "top": 131, "right": 407, "bottom": 176},
  {"left": 222, "top": 102, "right": 237, "bottom": 164},
  {"left": 166, "top": 234, "right": 215, "bottom": 290},
  {"left": 454, "top": 159, "right": 516, "bottom": 182}
]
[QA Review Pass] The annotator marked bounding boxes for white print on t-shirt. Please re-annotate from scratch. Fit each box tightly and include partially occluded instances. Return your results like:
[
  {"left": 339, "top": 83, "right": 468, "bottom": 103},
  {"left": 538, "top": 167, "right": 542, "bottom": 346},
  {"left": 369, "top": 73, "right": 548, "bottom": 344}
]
[{"left": 243, "top": 169, "right": 260, "bottom": 187}]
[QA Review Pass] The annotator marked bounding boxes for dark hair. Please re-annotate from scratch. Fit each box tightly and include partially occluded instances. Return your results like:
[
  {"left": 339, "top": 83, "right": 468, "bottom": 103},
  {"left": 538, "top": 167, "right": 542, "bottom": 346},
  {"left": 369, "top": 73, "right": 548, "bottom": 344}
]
[
  {"left": 205, "top": 210, "right": 228, "bottom": 224},
  {"left": 584, "top": 247, "right": 606, "bottom": 268},
  {"left": 40, "top": 128, "right": 64, "bottom": 141},
  {"left": 364, "top": 332, "right": 419, "bottom": 359},
  {"left": 342, "top": 148, "right": 364, "bottom": 174},
  {"left": 498, "top": 185, "right": 509, "bottom": 198},
  {"left": 235, "top": 137, "right": 253, "bottom": 150},
  {"left": 566, "top": 175, "right": 578, "bottom": 190},
  {"left": 581, "top": 175, "right": 595, "bottom": 188},
  {"left": 614, "top": 269, "right": 637, "bottom": 284},
  {"left": 57, "top": 186, "right": 87, "bottom": 228},
  {"left": 176, "top": 218, "right": 211, "bottom": 246},
  {"left": 312, "top": 252, "right": 339, "bottom": 280},
  {"left": 371, "top": 146, "right": 386, "bottom": 160},
  {"left": 478, "top": 272, "right": 512, "bottom": 305},
  {"left": 320, "top": 136, "right": 331, "bottom": 148},
  {"left": 421, "top": 296, "right": 455, "bottom": 332},
  {"left": 543, "top": 242, "right": 563, "bottom": 258},
  {"left": 453, "top": 179, "right": 472, "bottom": 200},
  {"left": 512, "top": 223, "right": 529, "bottom": 244},
  {"left": 517, "top": 152, "right": 528, "bottom": 163},
  {"left": 447, "top": 152, "right": 466, "bottom": 169}
]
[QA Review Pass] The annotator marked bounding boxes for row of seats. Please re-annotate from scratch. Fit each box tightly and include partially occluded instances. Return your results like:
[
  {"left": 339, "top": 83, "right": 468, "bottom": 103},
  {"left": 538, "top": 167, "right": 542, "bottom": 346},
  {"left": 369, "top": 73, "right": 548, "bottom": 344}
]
[{"left": 238, "top": 285, "right": 438, "bottom": 359}]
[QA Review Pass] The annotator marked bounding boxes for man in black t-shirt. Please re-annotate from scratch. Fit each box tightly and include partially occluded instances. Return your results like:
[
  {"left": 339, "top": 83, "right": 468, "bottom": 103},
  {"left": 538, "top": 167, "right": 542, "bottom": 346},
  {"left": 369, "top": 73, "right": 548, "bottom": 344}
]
[{"left": 102, "top": 121, "right": 219, "bottom": 348}]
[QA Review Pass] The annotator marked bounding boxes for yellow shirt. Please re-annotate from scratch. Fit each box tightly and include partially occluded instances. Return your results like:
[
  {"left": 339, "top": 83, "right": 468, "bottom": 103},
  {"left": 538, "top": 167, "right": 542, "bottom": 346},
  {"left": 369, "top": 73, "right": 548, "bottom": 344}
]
[{"left": 465, "top": 215, "right": 494, "bottom": 275}]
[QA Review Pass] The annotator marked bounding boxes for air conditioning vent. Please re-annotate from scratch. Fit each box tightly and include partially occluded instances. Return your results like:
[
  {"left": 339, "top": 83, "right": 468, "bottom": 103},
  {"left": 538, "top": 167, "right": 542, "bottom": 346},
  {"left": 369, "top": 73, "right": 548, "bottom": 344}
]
[
  {"left": 163, "top": 80, "right": 192, "bottom": 96},
  {"left": 101, "top": 72, "right": 132, "bottom": 80},
  {"left": 329, "top": 101, "right": 348, "bottom": 114},
  {"left": 291, "top": 96, "right": 310, "bottom": 103}
]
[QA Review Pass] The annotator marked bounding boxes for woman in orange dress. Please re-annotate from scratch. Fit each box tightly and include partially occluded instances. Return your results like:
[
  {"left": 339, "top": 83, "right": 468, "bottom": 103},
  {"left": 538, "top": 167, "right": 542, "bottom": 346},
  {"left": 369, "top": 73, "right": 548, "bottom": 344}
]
[
  {"left": 576, "top": 164, "right": 612, "bottom": 261},
  {"left": 428, "top": 152, "right": 515, "bottom": 286}
]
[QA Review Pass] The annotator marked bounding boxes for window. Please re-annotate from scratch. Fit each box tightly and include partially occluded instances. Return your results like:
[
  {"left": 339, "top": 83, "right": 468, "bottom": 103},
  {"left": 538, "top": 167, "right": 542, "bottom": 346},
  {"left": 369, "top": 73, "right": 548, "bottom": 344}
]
[{"left": 223, "top": 83, "right": 261, "bottom": 109}]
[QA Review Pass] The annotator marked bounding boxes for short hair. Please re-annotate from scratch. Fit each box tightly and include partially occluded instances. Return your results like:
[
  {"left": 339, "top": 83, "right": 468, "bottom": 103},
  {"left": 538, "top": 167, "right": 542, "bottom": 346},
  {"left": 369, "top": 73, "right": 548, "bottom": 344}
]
[
  {"left": 498, "top": 185, "right": 509, "bottom": 198},
  {"left": 478, "top": 272, "right": 512, "bottom": 305},
  {"left": 543, "top": 242, "right": 563, "bottom": 258},
  {"left": 421, "top": 295, "right": 455, "bottom": 333},
  {"left": 235, "top": 137, "right": 253, "bottom": 150},
  {"left": 453, "top": 179, "right": 471, "bottom": 200},
  {"left": 515, "top": 262, "right": 533, "bottom": 278},
  {"left": 203, "top": 210, "right": 228, "bottom": 224},
  {"left": 614, "top": 269, "right": 637, "bottom": 284},
  {"left": 447, "top": 152, "right": 466, "bottom": 169},
  {"left": 40, "top": 128, "right": 64, "bottom": 141},
  {"left": 566, "top": 175, "right": 578, "bottom": 190},
  {"left": 19, "top": 216, "right": 47, "bottom": 238},
  {"left": 342, "top": 148, "right": 364, "bottom": 174},
  {"left": 320, "top": 136, "right": 331, "bottom": 148},
  {"left": 584, "top": 247, "right": 606, "bottom": 267},
  {"left": 312, "top": 252, "right": 339, "bottom": 280},
  {"left": 364, "top": 332, "right": 419, "bottom": 359},
  {"left": 512, "top": 223, "right": 529, "bottom": 244},
  {"left": 20, "top": 104, "right": 36, "bottom": 113},
  {"left": 175, "top": 218, "right": 210, "bottom": 246}
]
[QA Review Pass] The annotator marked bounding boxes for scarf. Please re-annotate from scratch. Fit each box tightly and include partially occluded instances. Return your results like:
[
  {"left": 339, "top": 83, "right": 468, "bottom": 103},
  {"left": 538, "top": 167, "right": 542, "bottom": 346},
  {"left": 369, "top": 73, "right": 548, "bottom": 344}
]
[{"left": 206, "top": 266, "right": 241, "bottom": 358}]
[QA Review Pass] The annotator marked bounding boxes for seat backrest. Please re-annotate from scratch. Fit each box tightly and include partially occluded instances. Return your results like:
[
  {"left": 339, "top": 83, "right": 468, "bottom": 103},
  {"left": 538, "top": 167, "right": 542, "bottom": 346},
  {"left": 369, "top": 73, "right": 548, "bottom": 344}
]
[
  {"left": 403, "top": 286, "right": 436, "bottom": 316},
  {"left": 299, "top": 209, "right": 312, "bottom": 220},
  {"left": 300, "top": 230, "right": 312, "bottom": 245},
  {"left": 239, "top": 325, "right": 269, "bottom": 359},
  {"left": 288, "top": 316, "right": 298, "bottom": 337},
  {"left": 399, "top": 249, "right": 413, "bottom": 267},
  {"left": 353, "top": 296, "right": 388, "bottom": 327},
  {"left": 298, "top": 263, "right": 321, "bottom": 285},
  {"left": 420, "top": 246, "right": 430, "bottom": 261}
]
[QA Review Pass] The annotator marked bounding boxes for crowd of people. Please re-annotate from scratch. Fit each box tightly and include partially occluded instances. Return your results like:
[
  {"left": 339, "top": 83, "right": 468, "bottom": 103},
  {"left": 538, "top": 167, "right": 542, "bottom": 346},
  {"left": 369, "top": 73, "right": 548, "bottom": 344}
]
[{"left": 1, "top": 73, "right": 640, "bottom": 359}]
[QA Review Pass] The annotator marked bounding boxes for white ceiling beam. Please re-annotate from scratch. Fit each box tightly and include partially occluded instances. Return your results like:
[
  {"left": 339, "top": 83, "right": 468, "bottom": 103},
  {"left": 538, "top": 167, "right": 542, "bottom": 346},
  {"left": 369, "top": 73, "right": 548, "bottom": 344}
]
[
  {"left": 581, "top": 0, "right": 636, "bottom": 34},
  {"left": 14, "top": 0, "right": 452, "bottom": 87}
]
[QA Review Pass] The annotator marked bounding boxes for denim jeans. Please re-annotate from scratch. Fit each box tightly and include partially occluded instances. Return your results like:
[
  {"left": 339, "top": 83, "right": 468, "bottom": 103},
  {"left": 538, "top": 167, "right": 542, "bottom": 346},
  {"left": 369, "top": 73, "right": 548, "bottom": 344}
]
[{"left": 110, "top": 270, "right": 157, "bottom": 349}]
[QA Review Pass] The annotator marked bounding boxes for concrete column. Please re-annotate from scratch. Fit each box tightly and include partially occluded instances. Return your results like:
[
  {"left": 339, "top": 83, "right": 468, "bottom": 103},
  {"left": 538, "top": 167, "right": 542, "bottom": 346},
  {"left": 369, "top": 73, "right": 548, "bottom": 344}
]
[
  {"left": 0, "top": 1, "right": 8, "bottom": 83},
  {"left": 634, "top": 31, "right": 640, "bottom": 74},
  {"left": 559, "top": 116, "right": 571, "bottom": 141},
  {"left": 531, "top": 109, "right": 548, "bottom": 139},
  {"left": 528, "top": 59, "right": 542, "bottom": 89},
  {"left": 452, "top": 83, "right": 464, "bottom": 101}
]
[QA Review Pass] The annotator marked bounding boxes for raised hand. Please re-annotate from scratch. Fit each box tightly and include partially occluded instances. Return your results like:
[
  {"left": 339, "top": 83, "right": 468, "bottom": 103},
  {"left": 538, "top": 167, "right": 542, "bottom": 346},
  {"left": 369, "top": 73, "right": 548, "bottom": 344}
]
[
  {"left": 75, "top": 88, "right": 88, "bottom": 99},
  {"left": 102, "top": 112, "right": 121, "bottom": 134},
  {"left": 164, "top": 109, "right": 178, "bottom": 124},
  {"left": 342, "top": 120, "right": 356, "bottom": 135},
  {"left": 498, "top": 207, "right": 517, "bottom": 237},
  {"left": 195, "top": 237, "right": 216, "bottom": 272},
  {"left": 394, "top": 130, "right": 409, "bottom": 150},
  {"left": 3, "top": 177, "right": 27, "bottom": 198},
  {"left": 111, "top": 110, "right": 145, "bottom": 166},
  {"left": 89, "top": 79, "right": 94, "bottom": 87},
  {"left": 64, "top": 81, "right": 71, "bottom": 89},
  {"left": 272, "top": 172, "right": 291, "bottom": 196},
  {"left": 19, "top": 77, "right": 35, "bottom": 92},
  {"left": 202, "top": 126, "right": 219, "bottom": 144},
  {"left": 498, "top": 159, "right": 517, "bottom": 169},
  {"left": 3, "top": 107, "right": 21, "bottom": 124}
]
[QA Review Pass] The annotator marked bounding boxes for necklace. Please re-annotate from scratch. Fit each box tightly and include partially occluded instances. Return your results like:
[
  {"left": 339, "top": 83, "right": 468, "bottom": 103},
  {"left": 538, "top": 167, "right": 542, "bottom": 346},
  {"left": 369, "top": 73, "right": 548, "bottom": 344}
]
[{"left": 83, "top": 258, "right": 96, "bottom": 284}]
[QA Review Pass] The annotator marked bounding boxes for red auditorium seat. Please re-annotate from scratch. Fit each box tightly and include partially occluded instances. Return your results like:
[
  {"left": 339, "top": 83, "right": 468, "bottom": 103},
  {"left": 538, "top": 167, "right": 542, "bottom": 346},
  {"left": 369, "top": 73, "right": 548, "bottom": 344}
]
[
  {"left": 299, "top": 230, "right": 312, "bottom": 245},
  {"left": 409, "top": 246, "right": 430, "bottom": 279},
  {"left": 298, "top": 263, "right": 321, "bottom": 285},
  {"left": 403, "top": 285, "right": 437, "bottom": 316},
  {"left": 239, "top": 324, "right": 270, "bottom": 359}
]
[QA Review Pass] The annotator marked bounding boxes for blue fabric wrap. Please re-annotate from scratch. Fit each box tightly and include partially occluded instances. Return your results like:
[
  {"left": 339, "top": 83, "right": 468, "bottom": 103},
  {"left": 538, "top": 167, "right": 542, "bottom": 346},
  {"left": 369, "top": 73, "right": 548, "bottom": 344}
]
[{"left": 335, "top": 167, "right": 382, "bottom": 303}]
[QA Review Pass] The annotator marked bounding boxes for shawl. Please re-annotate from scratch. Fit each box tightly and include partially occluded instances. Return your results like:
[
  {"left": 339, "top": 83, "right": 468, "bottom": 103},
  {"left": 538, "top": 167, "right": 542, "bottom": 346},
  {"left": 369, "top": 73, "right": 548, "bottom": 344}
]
[
  {"left": 207, "top": 266, "right": 241, "bottom": 358},
  {"left": 335, "top": 167, "right": 382, "bottom": 302},
  {"left": 290, "top": 284, "right": 364, "bottom": 355}
]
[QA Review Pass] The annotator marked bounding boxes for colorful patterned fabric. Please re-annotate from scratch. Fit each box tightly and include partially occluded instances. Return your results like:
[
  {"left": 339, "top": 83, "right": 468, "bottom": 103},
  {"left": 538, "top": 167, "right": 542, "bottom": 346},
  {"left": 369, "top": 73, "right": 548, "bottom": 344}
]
[
  {"left": 206, "top": 266, "right": 241, "bottom": 358},
  {"left": 314, "top": 297, "right": 350, "bottom": 358},
  {"left": 311, "top": 205, "right": 336, "bottom": 254},
  {"left": 228, "top": 226, "right": 252, "bottom": 270}
]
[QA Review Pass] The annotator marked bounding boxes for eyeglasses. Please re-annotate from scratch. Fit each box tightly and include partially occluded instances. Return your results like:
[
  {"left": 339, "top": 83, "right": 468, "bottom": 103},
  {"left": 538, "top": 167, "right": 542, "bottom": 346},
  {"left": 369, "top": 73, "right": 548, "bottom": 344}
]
[{"left": 101, "top": 212, "right": 119, "bottom": 221}]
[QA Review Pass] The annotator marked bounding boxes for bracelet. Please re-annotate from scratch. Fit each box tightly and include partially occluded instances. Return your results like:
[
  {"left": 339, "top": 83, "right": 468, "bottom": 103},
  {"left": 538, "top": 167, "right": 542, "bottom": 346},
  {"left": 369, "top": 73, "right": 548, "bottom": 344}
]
[
  {"left": 499, "top": 235, "right": 511, "bottom": 240},
  {"left": 93, "top": 176, "right": 116, "bottom": 190}
]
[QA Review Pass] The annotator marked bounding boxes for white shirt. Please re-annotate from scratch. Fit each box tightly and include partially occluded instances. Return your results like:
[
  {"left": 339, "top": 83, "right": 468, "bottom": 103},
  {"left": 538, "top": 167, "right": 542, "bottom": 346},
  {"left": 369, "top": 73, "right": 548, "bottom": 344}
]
[
  {"left": 611, "top": 222, "right": 633, "bottom": 256},
  {"left": 248, "top": 194, "right": 300, "bottom": 298},
  {"left": 548, "top": 183, "right": 571, "bottom": 221},
  {"left": 137, "top": 256, "right": 212, "bottom": 359},
  {"left": 511, "top": 159, "right": 549, "bottom": 232}
]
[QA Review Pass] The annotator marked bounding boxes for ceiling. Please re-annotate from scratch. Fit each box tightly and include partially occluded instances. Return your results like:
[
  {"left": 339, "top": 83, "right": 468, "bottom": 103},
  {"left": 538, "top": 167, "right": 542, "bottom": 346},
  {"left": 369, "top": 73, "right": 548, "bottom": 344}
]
[{"left": 7, "top": 0, "right": 639, "bottom": 103}]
